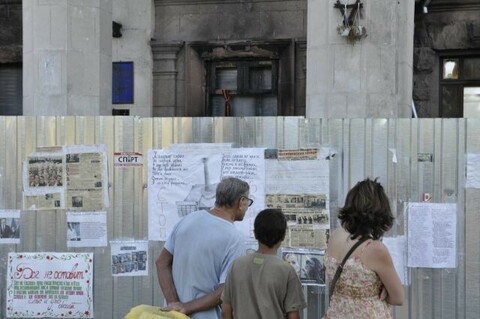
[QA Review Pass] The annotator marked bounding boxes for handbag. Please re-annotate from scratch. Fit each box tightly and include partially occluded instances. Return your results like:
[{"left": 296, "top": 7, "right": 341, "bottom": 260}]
[{"left": 328, "top": 236, "right": 369, "bottom": 301}]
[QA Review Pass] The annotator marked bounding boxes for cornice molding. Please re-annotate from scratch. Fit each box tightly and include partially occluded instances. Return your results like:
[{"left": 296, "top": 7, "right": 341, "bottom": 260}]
[{"left": 154, "top": 0, "right": 292, "bottom": 6}]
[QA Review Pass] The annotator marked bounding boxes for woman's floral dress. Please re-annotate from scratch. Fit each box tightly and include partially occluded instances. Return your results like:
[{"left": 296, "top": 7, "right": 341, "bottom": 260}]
[{"left": 323, "top": 250, "right": 392, "bottom": 319}]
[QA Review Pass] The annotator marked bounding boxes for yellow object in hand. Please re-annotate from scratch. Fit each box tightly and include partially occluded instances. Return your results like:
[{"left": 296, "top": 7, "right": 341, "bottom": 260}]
[{"left": 125, "top": 304, "right": 190, "bottom": 319}]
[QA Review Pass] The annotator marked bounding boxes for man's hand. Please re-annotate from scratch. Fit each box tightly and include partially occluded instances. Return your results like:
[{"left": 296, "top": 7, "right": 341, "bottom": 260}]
[{"left": 165, "top": 301, "right": 188, "bottom": 314}]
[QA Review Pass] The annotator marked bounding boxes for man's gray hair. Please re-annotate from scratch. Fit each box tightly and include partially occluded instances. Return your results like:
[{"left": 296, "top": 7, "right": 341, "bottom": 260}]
[{"left": 215, "top": 177, "right": 250, "bottom": 207}]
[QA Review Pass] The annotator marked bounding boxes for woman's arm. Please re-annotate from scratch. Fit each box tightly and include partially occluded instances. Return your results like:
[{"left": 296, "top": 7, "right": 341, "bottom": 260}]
[
  {"left": 362, "top": 241, "right": 404, "bottom": 306},
  {"left": 287, "top": 311, "right": 301, "bottom": 319},
  {"left": 222, "top": 302, "right": 233, "bottom": 319}
]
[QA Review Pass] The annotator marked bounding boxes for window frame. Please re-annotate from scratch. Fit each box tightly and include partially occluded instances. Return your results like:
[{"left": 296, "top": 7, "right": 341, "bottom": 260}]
[
  {"left": 206, "top": 59, "right": 279, "bottom": 116},
  {"left": 439, "top": 51, "right": 480, "bottom": 117}
]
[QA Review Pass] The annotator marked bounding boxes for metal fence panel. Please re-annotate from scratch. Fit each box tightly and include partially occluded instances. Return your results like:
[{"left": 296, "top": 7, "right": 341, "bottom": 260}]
[{"left": 0, "top": 117, "right": 478, "bottom": 319}]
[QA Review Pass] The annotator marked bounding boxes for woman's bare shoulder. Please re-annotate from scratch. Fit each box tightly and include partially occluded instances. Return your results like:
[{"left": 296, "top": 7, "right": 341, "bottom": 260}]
[{"left": 361, "top": 240, "right": 393, "bottom": 269}]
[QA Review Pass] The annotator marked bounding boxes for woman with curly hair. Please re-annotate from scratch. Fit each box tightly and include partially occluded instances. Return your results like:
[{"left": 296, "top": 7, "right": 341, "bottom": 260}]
[{"left": 323, "top": 178, "right": 404, "bottom": 319}]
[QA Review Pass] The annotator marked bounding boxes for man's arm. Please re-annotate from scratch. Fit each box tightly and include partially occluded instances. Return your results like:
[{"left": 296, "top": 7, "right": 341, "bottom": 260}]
[
  {"left": 181, "top": 284, "right": 224, "bottom": 315},
  {"left": 156, "top": 248, "right": 224, "bottom": 315},
  {"left": 156, "top": 248, "right": 181, "bottom": 307}
]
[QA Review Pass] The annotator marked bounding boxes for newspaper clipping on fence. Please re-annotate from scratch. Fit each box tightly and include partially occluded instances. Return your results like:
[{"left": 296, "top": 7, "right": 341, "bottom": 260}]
[
  {"left": 23, "top": 145, "right": 109, "bottom": 211},
  {"left": 266, "top": 148, "right": 330, "bottom": 249}
]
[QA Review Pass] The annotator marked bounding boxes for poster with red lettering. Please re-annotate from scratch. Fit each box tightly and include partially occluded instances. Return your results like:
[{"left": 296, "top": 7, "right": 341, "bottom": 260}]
[{"left": 6, "top": 253, "right": 93, "bottom": 318}]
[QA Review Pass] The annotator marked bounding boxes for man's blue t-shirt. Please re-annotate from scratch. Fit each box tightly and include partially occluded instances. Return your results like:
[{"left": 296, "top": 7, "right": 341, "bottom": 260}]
[{"left": 164, "top": 210, "right": 245, "bottom": 319}]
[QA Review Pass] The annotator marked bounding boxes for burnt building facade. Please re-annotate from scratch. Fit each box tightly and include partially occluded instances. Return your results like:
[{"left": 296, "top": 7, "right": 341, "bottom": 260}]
[{"left": 413, "top": 0, "right": 480, "bottom": 117}]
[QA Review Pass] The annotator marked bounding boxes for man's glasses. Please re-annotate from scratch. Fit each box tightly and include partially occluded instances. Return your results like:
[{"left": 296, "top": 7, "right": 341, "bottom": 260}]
[{"left": 242, "top": 196, "right": 254, "bottom": 207}]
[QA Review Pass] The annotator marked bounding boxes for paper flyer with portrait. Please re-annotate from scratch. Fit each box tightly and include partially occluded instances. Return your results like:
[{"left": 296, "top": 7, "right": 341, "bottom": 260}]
[
  {"left": 407, "top": 202, "right": 457, "bottom": 268},
  {"left": 281, "top": 248, "right": 326, "bottom": 286},
  {"left": 148, "top": 146, "right": 265, "bottom": 241},
  {"left": 6, "top": 252, "right": 93, "bottom": 318},
  {"left": 66, "top": 212, "right": 107, "bottom": 248},
  {"left": 23, "top": 145, "right": 109, "bottom": 211},
  {"left": 110, "top": 240, "right": 148, "bottom": 277},
  {"left": 265, "top": 153, "right": 330, "bottom": 249},
  {"left": 0, "top": 210, "right": 21, "bottom": 244}
]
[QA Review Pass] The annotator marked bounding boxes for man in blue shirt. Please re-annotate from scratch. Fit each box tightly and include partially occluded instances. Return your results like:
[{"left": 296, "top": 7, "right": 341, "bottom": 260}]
[{"left": 156, "top": 177, "right": 252, "bottom": 319}]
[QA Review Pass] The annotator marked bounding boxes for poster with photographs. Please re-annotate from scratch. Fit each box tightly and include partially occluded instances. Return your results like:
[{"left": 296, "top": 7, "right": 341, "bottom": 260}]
[
  {"left": 0, "top": 210, "right": 21, "bottom": 244},
  {"left": 23, "top": 147, "right": 65, "bottom": 210},
  {"left": 281, "top": 248, "right": 326, "bottom": 286},
  {"left": 110, "top": 240, "right": 148, "bottom": 277},
  {"left": 265, "top": 152, "right": 330, "bottom": 249}
]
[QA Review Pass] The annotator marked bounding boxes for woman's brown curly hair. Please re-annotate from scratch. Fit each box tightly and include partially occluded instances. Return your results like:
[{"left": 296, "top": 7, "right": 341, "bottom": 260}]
[{"left": 338, "top": 178, "right": 394, "bottom": 240}]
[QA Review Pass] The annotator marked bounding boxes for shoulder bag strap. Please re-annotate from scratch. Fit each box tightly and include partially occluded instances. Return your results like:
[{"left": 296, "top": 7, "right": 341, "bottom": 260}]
[{"left": 328, "top": 237, "right": 369, "bottom": 301}]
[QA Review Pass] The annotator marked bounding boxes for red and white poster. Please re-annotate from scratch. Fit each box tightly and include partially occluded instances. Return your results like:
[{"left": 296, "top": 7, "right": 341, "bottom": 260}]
[{"left": 7, "top": 253, "right": 94, "bottom": 318}]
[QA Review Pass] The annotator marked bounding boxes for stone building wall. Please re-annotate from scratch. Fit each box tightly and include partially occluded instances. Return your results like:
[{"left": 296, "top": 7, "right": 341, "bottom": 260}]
[
  {"left": 0, "top": 0, "right": 22, "bottom": 63},
  {"left": 413, "top": 1, "right": 480, "bottom": 117},
  {"left": 152, "top": 0, "right": 308, "bottom": 117}
]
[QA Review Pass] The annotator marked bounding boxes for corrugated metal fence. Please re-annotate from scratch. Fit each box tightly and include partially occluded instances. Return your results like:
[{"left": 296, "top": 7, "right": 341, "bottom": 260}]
[{"left": 0, "top": 116, "right": 479, "bottom": 319}]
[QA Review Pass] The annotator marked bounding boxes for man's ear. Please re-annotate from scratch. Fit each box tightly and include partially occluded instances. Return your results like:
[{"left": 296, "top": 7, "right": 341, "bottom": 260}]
[{"left": 281, "top": 231, "right": 286, "bottom": 242}]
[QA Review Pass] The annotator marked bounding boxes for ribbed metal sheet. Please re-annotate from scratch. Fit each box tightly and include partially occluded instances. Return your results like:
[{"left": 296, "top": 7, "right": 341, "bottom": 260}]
[{"left": 0, "top": 117, "right": 478, "bottom": 319}]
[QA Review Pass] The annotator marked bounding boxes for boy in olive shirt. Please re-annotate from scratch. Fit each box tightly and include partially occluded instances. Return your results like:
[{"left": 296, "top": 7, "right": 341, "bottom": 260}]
[{"left": 221, "top": 209, "right": 306, "bottom": 319}]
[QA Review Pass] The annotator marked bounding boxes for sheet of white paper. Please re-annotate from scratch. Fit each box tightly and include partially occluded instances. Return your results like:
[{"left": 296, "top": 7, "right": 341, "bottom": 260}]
[
  {"left": 383, "top": 236, "right": 407, "bottom": 285},
  {"left": 148, "top": 147, "right": 265, "bottom": 241},
  {"left": 66, "top": 211, "right": 107, "bottom": 247},
  {"left": 407, "top": 203, "right": 457, "bottom": 268},
  {"left": 265, "top": 159, "right": 329, "bottom": 198},
  {"left": 466, "top": 153, "right": 480, "bottom": 188}
]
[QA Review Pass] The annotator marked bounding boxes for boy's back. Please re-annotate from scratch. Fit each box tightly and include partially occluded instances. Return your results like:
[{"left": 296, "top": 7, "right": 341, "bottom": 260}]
[{"left": 222, "top": 253, "right": 306, "bottom": 319}]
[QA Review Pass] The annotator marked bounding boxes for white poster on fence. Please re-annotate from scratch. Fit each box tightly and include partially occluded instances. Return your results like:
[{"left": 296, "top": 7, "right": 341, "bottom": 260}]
[
  {"left": 407, "top": 202, "right": 457, "bottom": 268},
  {"left": 466, "top": 153, "right": 480, "bottom": 188},
  {"left": 6, "top": 252, "right": 93, "bottom": 318},
  {"left": 148, "top": 147, "right": 265, "bottom": 241},
  {"left": 66, "top": 212, "right": 107, "bottom": 247},
  {"left": 383, "top": 236, "right": 407, "bottom": 285}
]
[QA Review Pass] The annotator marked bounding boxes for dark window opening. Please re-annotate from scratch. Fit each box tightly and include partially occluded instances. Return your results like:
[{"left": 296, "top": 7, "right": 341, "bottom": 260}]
[
  {"left": 206, "top": 60, "right": 278, "bottom": 116},
  {"left": 0, "top": 63, "right": 22, "bottom": 115},
  {"left": 440, "top": 54, "right": 480, "bottom": 117},
  {"left": 112, "top": 109, "right": 130, "bottom": 116}
]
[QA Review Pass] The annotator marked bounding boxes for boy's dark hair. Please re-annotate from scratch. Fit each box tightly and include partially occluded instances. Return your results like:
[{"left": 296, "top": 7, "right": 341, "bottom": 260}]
[
  {"left": 338, "top": 178, "right": 394, "bottom": 240},
  {"left": 254, "top": 209, "right": 287, "bottom": 248}
]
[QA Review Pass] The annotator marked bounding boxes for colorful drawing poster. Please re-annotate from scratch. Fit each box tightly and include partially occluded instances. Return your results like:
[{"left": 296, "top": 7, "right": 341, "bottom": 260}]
[{"left": 6, "top": 252, "right": 93, "bottom": 318}]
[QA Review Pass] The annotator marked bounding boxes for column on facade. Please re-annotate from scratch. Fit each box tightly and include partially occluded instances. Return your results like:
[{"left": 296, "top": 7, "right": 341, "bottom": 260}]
[
  {"left": 23, "top": 0, "right": 112, "bottom": 115},
  {"left": 306, "top": 0, "right": 415, "bottom": 118},
  {"left": 151, "top": 42, "right": 184, "bottom": 117}
]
